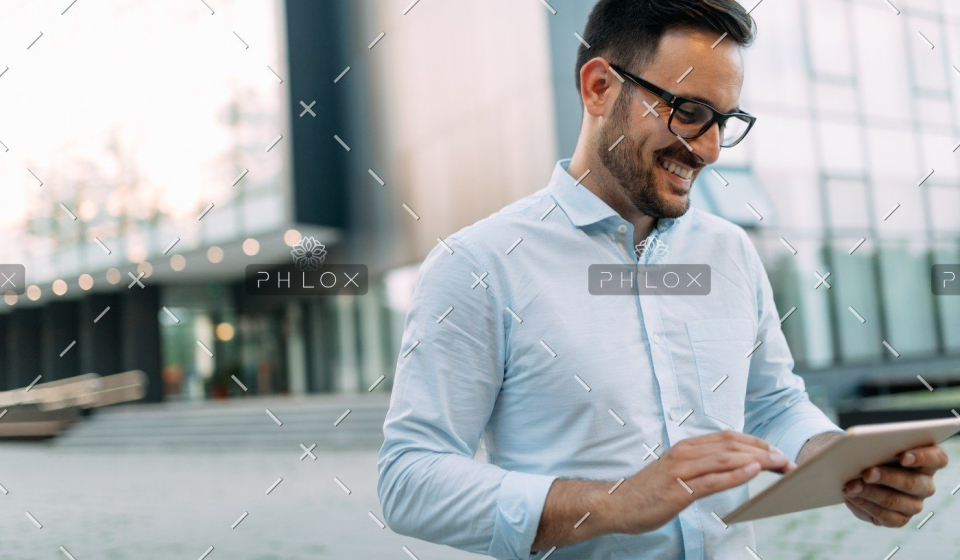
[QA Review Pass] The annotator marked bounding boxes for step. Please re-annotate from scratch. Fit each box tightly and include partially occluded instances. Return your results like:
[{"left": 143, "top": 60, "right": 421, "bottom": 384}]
[{"left": 53, "top": 394, "right": 392, "bottom": 450}]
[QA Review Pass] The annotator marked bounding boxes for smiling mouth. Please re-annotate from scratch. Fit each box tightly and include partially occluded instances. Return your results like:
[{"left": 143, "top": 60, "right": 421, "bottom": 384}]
[{"left": 657, "top": 156, "right": 696, "bottom": 180}]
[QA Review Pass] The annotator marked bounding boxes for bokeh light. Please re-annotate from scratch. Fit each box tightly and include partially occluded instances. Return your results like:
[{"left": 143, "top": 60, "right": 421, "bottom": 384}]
[
  {"left": 215, "top": 322, "right": 235, "bottom": 342},
  {"left": 243, "top": 238, "right": 260, "bottom": 256},
  {"left": 207, "top": 246, "right": 224, "bottom": 264},
  {"left": 53, "top": 279, "right": 68, "bottom": 296},
  {"left": 138, "top": 261, "right": 154, "bottom": 278},
  {"left": 284, "top": 229, "right": 301, "bottom": 247},
  {"left": 170, "top": 254, "right": 186, "bottom": 271}
]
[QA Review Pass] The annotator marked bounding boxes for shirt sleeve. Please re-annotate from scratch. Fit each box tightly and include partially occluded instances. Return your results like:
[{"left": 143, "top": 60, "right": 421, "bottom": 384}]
[
  {"left": 376, "top": 237, "right": 558, "bottom": 560},
  {"left": 740, "top": 234, "right": 846, "bottom": 463}
]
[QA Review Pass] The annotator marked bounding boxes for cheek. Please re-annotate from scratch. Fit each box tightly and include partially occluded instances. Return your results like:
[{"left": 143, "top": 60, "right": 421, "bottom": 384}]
[
  {"left": 633, "top": 117, "right": 674, "bottom": 155},
  {"left": 651, "top": 119, "right": 679, "bottom": 152}
]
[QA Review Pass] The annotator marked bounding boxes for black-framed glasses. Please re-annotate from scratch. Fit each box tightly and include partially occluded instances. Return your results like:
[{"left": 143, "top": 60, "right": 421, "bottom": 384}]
[{"left": 608, "top": 62, "right": 756, "bottom": 148}]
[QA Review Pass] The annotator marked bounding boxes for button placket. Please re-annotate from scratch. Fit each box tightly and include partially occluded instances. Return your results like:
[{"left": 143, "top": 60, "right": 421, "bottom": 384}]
[{"left": 613, "top": 223, "right": 632, "bottom": 262}]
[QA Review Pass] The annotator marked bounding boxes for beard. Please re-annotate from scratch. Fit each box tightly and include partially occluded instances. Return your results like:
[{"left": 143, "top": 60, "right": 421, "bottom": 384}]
[{"left": 595, "top": 91, "right": 698, "bottom": 219}]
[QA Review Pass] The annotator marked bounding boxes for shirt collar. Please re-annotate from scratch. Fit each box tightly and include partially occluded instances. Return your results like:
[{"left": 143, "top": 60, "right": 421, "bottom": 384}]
[{"left": 547, "top": 158, "right": 686, "bottom": 234}]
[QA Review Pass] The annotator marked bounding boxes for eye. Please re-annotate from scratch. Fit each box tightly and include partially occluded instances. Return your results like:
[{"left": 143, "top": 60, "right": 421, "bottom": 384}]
[{"left": 675, "top": 107, "right": 698, "bottom": 124}]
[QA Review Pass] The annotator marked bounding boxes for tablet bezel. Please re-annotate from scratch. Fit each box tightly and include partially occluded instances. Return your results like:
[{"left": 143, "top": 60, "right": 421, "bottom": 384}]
[{"left": 721, "top": 417, "right": 960, "bottom": 524}]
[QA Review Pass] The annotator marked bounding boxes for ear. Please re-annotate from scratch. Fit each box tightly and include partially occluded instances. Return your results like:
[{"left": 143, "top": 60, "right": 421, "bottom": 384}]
[{"left": 579, "top": 57, "right": 622, "bottom": 118}]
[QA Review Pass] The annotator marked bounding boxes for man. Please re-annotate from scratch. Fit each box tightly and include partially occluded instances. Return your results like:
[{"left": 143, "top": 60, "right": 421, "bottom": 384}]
[{"left": 376, "top": 1, "right": 949, "bottom": 558}]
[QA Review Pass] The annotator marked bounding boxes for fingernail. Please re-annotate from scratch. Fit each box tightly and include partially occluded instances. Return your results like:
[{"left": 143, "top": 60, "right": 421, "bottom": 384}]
[
  {"left": 845, "top": 481, "right": 862, "bottom": 495},
  {"left": 865, "top": 469, "right": 880, "bottom": 483},
  {"left": 769, "top": 451, "right": 786, "bottom": 462},
  {"left": 902, "top": 453, "right": 916, "bottom": 466},
  {"left": 743, "top": 462, "right": 761, "bottom": 474}
]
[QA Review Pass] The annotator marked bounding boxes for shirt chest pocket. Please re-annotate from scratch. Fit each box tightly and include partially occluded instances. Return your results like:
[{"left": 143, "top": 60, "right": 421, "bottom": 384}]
[{"left": 685, "top": 319, "right": 756, "bottom": 431}]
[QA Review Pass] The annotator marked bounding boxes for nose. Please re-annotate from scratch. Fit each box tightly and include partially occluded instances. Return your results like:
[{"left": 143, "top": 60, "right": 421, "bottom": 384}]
[{"left": 687, "top": 122, "right": 722, "bottom": 165}]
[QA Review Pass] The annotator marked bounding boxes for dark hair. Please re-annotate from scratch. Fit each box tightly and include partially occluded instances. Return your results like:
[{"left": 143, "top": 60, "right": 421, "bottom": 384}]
[{"left": 575, "top": 0, "right": 755, "bottom": 95}]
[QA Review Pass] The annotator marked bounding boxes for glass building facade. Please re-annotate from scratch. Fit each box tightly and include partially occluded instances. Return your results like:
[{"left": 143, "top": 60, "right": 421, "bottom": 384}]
[{"left": 542, "top": 0, "right": 960, "bottom": 402}]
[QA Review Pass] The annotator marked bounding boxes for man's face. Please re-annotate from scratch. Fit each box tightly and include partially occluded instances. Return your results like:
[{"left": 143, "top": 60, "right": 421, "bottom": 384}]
[{"left": 595, "top": 27, "right": 745, "bottom": 219}]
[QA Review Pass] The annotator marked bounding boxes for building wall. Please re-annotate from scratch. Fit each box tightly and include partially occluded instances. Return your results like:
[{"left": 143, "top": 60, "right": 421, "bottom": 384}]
[{"left": 355, "top": 0, "right": 560, "bottom": 266}]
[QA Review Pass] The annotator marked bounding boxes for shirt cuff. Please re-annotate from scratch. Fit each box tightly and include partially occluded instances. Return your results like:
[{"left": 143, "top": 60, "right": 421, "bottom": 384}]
[
  {"left": 773, "top": 415, "right": 846, "bottom": 463},
  {"left": 488, "top": 470, "right": 558, "bottom": 560}
]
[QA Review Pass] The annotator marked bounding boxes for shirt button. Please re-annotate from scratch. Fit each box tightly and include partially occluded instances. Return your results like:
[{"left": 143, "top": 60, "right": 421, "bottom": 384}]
[
  {"left": 653, "top": 334, "right": 660, "bottom": 344},
  {"left": 669, "top": 409, "right": 680, "bottom": 421},
  {"left": 617, "top": 224, "right": 627, "bottom": 233}
]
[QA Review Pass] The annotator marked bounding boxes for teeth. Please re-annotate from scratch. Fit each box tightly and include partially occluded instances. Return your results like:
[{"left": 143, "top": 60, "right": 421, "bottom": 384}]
[{"left": 659, "top": 158, "right": 692, "bottom": 180}]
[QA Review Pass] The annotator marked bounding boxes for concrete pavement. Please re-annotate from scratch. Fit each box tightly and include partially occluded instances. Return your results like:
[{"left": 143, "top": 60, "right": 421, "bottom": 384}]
[{"left": 1, "top": 441, "right": 957, "bottom": 559}]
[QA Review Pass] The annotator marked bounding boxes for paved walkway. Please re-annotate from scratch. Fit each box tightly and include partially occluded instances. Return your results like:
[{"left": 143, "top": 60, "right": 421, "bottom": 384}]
[
  {"left": 749, "top": 439, "right": 960, "bottom": 560},
  {"left": 0, "top": 441, "right": 957, "bottom": 559}
]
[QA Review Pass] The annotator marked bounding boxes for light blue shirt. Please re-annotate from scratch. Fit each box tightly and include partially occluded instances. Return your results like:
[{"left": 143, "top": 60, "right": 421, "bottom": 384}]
[{"left": 377, "top": 158, "right": 843, "bottom": 560}]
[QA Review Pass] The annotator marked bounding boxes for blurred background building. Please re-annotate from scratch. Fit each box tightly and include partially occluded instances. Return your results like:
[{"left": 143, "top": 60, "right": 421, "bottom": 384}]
[{"left": 0, "top": 0, "right": 957, "bottom": 417}]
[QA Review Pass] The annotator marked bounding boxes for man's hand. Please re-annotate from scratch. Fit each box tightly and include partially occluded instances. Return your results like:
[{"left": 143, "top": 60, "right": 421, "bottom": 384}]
[
  {"left": 607, "top": 431, "right": 794, "bottom": 535},
  {"left": 799, "top": 431, "right": 950, "bottom": 527},
  {"left": 532, "top": 431, "right": 796, "bottom": 551},
  {"left": 842, "top": 444, "right": 949, "bottom": 527}
]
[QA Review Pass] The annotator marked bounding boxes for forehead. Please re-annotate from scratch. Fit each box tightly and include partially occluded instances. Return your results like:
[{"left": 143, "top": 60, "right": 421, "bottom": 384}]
[{"left": 639, "top": 27, "right": 744, "bottom": 113}]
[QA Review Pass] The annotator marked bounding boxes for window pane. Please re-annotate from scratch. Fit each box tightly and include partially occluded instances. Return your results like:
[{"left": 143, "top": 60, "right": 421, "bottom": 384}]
[
  {"left": 946, "top": 0, "right": 960, "bottom": 21},
  {"left": 929, "top": 187, "right": 960, "bottom": 234},
  {"left": 920, "top": 131, "right": 960, "bottom": 182},
  {"left": 865, "top": 126, "right": 917, "bottom": 182},
  {"left": 852, "top": 4, "right": 912, "bottom": 122},
  {"left": 814, "top": 83, "right": 859, "bottom": 118},
  {"left": 900, "top": 0, "right": 944, "bottom": 17},
  {"left": 872, "top": 179, "right": 926, "bottom": 238},
  {"left": 805, "top": 0, "right": 854, "bottom": 77},
  {"left": 778, "top": 239, "right": 836, "bottom": 369},
  {"left": 752, "top": 116, "right": 816, "bottom": 173},
  {"left": 751, "top": 116, "right": 822, "bottom": 230},
  {"left": 826, "top": 179, "right": 871, "bottom": 230},
  {"left": 907, "top": 17, "right": 948, "bottom": 92},
  {"left": 819, "top": 122, "right": 865, "bottom": 175},
  {"left": 916, "top": 96, "right": 954, "bottom": 129},
  {"left": 946, "top": 20, "right": 960, "bottom": 118},
  {"left": 830, "top": 242, "right": 884, "bottom": 362},
  {"left": 878, "top": 242, "right": 938, "bottom": 356},
  {"left": 742, "top": 0, "right": 810, "bottom": 111}
]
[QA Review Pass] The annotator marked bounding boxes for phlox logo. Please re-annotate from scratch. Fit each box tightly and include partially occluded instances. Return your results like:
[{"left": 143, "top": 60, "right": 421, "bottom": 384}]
[
  {"left": 589, "top": 264, "right": 711, "bottom": 295},
  {"left": 932, "top": 265, "right": 960, "bottom": 295},
  {"left": 635, "top": 236, "right": 670, "bottom": 263},
  {"left": 244, "top": 237, "right": 367, "bottom": 296},
  {"left": 291, "top": 236, "right": 327, "bottom": 271}
]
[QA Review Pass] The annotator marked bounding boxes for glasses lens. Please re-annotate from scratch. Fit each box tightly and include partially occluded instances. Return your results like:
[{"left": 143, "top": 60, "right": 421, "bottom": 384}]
[
  {"left": 720, "top": 115, "right": 751, "bottom": 147},
  {"left": 669, "top": 100, "right": 713, "bottom": 137}
]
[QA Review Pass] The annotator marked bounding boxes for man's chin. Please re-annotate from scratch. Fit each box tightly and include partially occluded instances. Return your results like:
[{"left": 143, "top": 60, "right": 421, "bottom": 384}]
[
  {"left": 653, "top": 183, "right": 691, "bottom": 219},
  {"left": 659, "top": 203, "right": 690, "bottom": 220}
]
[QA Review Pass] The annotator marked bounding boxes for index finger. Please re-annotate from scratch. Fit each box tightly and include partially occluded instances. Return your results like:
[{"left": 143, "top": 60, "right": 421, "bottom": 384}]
[{"left": 693, "top": 430, "right": 777, "bottom": 453}]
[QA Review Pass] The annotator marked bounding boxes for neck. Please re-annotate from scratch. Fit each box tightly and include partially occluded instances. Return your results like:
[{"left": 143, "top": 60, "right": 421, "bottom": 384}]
[{"left": 567, "top": 148, "right": 658, "bottom": 247}]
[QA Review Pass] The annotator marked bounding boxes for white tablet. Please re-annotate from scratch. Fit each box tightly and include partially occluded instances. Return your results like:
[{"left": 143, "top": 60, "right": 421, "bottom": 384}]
[{"left": 722, "top": 417, "right": 960, "bottom": 524}]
